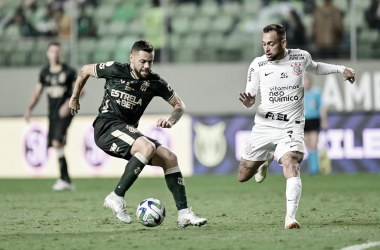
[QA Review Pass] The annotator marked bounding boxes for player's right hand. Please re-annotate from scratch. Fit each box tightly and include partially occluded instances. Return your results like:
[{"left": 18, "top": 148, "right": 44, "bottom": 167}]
[
  {"left": 238, "top": 92, "right": 256, "bottom": 108},
  {"left": 69, "top": 96, "right": 80, "bottom": 115}
]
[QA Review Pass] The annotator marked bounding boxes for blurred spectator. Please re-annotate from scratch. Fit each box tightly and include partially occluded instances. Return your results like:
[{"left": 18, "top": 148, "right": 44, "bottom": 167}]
[
  {"left": 365, "top": 0, "right": 380, "bottom": 30},
  {"left": 77, "top": 4, "right": 95, "bottom": 38},
  {"left": 312, "top": 0, "right": 343, "bottom": 58},
  {"left": 176, "top": 0, "right": 201, "bottom": 4},
  {"left": 35, "top": 4, "right": 57, "bottom": 37},
  {"left": 303, "top": 0, "right": 316, "bottom": 14},
  {"left": 281, "top": 10, "right": 307, "bottom": 49},
  {"left": 54, "top": 7, "right": 71, "bottom": 39},
  {"left": 142, "top": 0, "right": 166, "bottom": 62},
  {"left": 13, "top": 9, "right": 38, "bottom": 37}
]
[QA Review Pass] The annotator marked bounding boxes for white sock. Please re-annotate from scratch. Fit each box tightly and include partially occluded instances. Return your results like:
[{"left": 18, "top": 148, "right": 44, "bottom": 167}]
[{"left": 286, "top": 177, "right": 302, "bottom": 218}]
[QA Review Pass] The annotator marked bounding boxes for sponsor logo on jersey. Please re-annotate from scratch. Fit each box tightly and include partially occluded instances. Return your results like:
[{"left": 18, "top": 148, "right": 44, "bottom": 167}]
[
  {"left": 289, "top": 54, "right": 306, "bottom": 61},
  {"left": 265, "top": 72, "right": 274, "bottom": 76},
  {"left": 167, "top": 84, "right": 173, "bottom": 92},
  {"left": 110, "top": 143, "right": 119, "bottom": 154},
  {"left": 280, "top": 72, "right": 288, "bottom": 79},
  {"left": 265, "top": 112, "right": 290, "bottom": 122},
  {"left": 111, "top": 89, "right": 142, "bottom": 109},
  {"left": 291, "top": 63, "right": 302, "bottom": 76},
  {"left": 122, "top": 79, "right": 135, "bottom": 91},
  {"left": 106, "top": 61, "right": 115, "bottom": 66},
  {"left": 245, "top": 143, "right": 255, "bottom": 155},
  {"left": 46, "top": 85, "right": 67, "bottom": 98},
  {"left": 258, "top": 61, "right": 269, "bottom": 67},
  {"left": 285, "top": 138, "right": 303, "bottom": 145},
  {"left": 268, "top": 85, "right": 300, "bottom": 103},
  {"left": 140, "top": 81, "right": 150, "bottom": 92},
  {"left": 126, "top": 125, "right": 138, "bottom": 133},
  {"left": 248, "top": 68, "right": 254, "bottom": 82},
  {"left": 99, "top": 63, "right": 105, "bottom": 69},
  {"left": 58, "top": 72, "right": 66, "bottom": 83}
]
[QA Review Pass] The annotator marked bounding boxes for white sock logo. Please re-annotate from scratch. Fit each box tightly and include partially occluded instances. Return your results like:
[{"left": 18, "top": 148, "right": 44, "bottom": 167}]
[
  {"left": 178, "top": 177, "right": 185, "bottom": 185},
  {"left": 134, "top": 167, "right": 141, "bottom": 175}
]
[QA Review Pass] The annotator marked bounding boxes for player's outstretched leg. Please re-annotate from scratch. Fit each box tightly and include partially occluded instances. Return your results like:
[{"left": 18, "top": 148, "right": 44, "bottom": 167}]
[
  {"left": 104, "top": 151, "right": 151, "bottom": 223},
  {"left": 254, "top": 153, "right": 274, "bottom": 183},
  {"left": 152, "top": 146, "right": 207, "bottom": 228}
]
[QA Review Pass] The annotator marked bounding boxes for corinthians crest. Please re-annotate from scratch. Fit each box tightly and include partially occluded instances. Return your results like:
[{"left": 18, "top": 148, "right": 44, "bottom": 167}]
[
  {"left": 193, "top": 121, "right": 227, "bottom": 167},
  {"left": 291, "top": 63, "right": 302, "bottom": 76}
]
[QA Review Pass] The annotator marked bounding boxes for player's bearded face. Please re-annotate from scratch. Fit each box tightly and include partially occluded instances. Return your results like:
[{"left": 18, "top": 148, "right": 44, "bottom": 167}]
[
  {"left": 130, "top": 51, "right": 154, "bottom": 79},
  {"left": 262, "top": 31, "right": 286, "bottom": 61}
]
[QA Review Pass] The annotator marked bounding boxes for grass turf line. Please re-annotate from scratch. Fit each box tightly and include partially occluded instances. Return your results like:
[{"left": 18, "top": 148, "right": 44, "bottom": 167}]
[{"left": 0, "top": 174, "right": 379, "bottom": 250}]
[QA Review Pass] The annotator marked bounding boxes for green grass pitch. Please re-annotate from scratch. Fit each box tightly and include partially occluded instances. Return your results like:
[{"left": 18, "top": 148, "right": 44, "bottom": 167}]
[{"left": 1, "top": 174, "right": 379, "bottom": 250}]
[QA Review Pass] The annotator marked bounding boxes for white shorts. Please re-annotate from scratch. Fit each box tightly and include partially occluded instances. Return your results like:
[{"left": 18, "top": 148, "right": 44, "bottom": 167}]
[{"left": 241, "top": 124, "right": 305, "bottom": 166}]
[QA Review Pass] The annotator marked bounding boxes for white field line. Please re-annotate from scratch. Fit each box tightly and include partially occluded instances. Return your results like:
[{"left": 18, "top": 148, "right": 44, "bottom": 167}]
[{"left": 341, "top": 241, "right": 380, "bottom": 250}]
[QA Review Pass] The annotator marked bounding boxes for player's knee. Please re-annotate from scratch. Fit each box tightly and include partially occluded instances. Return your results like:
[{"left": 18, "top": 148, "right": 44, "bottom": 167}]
[{"left": 133, "top": 137, "right": 156, "bottom": 159}]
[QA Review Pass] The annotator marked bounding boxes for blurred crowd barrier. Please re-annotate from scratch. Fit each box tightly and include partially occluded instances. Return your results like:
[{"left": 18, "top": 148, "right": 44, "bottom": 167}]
[
  {"left": 0, "top": 115, "right": 193, "bottom": 178},
  {"left": 0, "top": 0, "right": 380, "bottom": 67},
  {"left": 0, "top": 112, "right": 379, "bottom": 179}
]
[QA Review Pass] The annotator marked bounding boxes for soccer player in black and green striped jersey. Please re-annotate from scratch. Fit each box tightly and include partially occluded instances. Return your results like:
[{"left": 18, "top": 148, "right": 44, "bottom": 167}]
[{"left": 69, "top": 40, "right": 207, "bottom": 228}]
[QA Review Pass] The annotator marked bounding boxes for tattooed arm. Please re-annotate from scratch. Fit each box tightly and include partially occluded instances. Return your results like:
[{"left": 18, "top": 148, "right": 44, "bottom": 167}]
[
  {"left": 69, "top": 64, "right": 96, "bottom": 115},
  {"left": 156, "top": 94, "right": 186, "bottom": 129}
]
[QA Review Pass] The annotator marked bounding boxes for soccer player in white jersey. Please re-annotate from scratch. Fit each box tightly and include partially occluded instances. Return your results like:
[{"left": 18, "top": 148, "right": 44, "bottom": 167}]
[{"left": 238, "top": 24, "right": 355, "bottom": 229}]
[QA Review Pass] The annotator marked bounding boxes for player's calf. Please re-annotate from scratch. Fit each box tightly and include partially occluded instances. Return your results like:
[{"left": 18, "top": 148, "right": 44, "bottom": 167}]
[{"left": 238, "top": 158, "right": 264, "bottom": 182}]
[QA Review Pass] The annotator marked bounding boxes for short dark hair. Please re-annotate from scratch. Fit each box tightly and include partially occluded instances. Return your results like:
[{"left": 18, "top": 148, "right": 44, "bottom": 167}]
[
  {"left": 48, "top": 41, "right": 61, "bottom": 49},
  {"left": 131, "top": 40, "right": 154, "bottom": 54},
  {"left": 263, "top": 24, "right": 286, "bottom": 40}
]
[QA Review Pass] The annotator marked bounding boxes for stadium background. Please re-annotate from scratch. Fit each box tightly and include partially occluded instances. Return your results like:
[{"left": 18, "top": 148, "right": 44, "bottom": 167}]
[{"left": 0, "top": 0, "right": 379, "bottom": 179}]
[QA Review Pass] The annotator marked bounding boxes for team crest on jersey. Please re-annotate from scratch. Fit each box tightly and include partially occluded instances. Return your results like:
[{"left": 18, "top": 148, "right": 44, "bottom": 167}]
[
  {"left": 245, "top": 143, "right": 255, "bottom": 156},
  {"left": 291, "top": 63, "right": 302, "bottom": 76},
  {"left": 58, "top": 72, "right": 66, "bottom": 83},
  {"left": 140, "top": 81, "right": 150, "bottom": 91}
]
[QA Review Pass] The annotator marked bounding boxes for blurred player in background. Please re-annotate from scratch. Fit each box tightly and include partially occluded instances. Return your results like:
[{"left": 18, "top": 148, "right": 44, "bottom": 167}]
[
  {"left": 238, "top": 24, "right": 355, "bottom": 229},
  {"left": 304, "top": 74, "right": 327, "bottom": 174},
  {"left": 68, "top": 40, "right": 207, "bottom": 228},
  {"left": 24, "top": 41, "right": 78, "bottom": 191}
]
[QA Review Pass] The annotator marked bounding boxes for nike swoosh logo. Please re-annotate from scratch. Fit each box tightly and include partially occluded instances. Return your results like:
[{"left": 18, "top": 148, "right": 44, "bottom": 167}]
[
  {"left": 265, "top": 72, "right": 274, "bottom": 76},
  {"left": 290, "top": 145, "right": 299, "bottom": 148}
]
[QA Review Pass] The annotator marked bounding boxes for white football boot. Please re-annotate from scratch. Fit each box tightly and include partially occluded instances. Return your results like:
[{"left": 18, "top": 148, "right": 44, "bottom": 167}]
[
  {"left": 255, "top": 153, "right": 275, "bottom": 183},
  {"left": 103, "top": 192, "right": 132, "bottom": 224},
  {"left": 285, "top": 215, "right": 300, "bottom": 229},
  {"left": 52, "top": 178, "right": 75, "bottom": 191},
  {"left": 177, "top": 207, "right": 207, "bottom": 228}
]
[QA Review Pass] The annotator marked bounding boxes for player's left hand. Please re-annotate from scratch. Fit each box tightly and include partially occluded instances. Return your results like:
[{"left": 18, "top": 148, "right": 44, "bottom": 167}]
[
  {"left": 157, "top": 118, "right": 173, "bottom": 128},
  {"left": 343, "top": 68, "right": 355, "bottom": 84}
]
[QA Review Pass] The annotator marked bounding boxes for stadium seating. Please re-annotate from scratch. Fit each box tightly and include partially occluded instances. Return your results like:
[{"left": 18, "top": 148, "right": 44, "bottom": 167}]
[{"left": 0, "top": 0, "right": 379, "bottom": 66}]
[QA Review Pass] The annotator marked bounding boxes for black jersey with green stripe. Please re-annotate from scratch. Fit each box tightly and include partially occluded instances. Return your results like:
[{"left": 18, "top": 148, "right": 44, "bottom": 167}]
[
  {"left": 94, "top": 61, "right": 175, "bottom": 127},
  {"left": 39, "top": 63, "right": 77, "bottom": 119}
]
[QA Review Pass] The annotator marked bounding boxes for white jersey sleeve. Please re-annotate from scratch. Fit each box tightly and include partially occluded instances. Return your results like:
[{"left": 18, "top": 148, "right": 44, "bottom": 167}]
[
  {"left": 305, "top": 52, "right": 346, "bottom": 75},
  {"left": 246, "top": 60, "right": 259, "bottom": 96}
]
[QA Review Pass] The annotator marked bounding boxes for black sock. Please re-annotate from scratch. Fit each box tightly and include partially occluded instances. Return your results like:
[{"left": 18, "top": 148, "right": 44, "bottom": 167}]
[
  {"left": 114, "top": 156, "right": 146, "bottom": 197},
  {"left": 58, "top": 156, "right": 71, "bottom": 183},
  {"left": 165, "top": 171, "right": 188, "bottom": 210}
]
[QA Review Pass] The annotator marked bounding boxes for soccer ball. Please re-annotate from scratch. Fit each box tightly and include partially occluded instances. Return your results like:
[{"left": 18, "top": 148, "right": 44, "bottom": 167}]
[{"left": 136, "top": 198, "right": 166, "bottom": 227}]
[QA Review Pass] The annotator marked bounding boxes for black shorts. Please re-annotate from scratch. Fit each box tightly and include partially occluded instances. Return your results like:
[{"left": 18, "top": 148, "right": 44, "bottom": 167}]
[
  {"left": 304, "top": 118, "right": 320, "bottom": 132},
  {"left": 93, "top": 116, "right": 161, "bottom": 161},
  {"left": 48, "top": 115, "right": 73, "bottom": 147}
]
